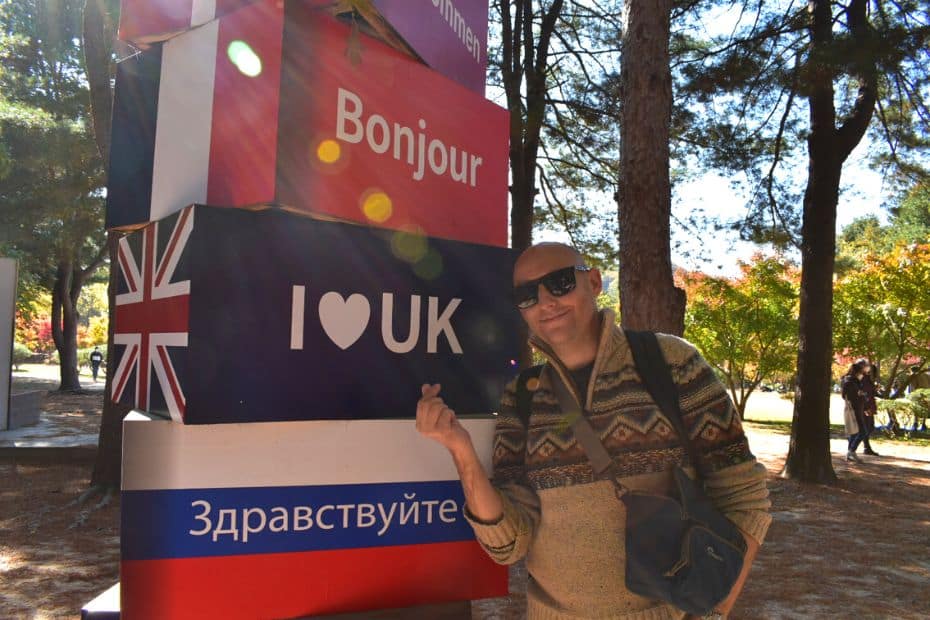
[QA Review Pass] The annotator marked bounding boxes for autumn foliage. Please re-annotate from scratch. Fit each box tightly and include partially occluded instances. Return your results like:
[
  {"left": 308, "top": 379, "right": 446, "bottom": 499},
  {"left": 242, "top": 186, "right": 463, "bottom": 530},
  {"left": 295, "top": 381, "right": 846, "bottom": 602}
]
[{"left": 679, "top": 255, "right": 799, "bottom": 418}]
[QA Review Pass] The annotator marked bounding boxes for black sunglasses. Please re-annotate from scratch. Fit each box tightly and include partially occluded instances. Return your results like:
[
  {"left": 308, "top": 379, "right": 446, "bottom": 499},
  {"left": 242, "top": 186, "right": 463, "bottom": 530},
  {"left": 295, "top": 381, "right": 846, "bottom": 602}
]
[{"left": 513, "top": 265, "right": 592, "bottom": 309}]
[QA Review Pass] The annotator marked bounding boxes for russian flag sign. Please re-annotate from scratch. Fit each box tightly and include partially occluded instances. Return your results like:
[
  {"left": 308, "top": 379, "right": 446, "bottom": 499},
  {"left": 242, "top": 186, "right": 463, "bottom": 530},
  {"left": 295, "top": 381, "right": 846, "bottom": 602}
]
[
  {"left": 111, "top": 205, "right": 521, "bottom": 424},
  {"left": 106, "top": 3, "right": 508, "bottom": 245},
  {"left": 121, "top": 412, "right": 508, "bottom": 618}
]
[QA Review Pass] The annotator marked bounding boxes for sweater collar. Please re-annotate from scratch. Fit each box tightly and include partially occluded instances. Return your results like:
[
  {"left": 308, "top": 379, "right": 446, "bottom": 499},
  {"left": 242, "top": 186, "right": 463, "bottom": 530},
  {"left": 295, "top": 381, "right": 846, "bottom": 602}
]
[{"left": 529, "top": 308, "right": 621, "bottom": 405}]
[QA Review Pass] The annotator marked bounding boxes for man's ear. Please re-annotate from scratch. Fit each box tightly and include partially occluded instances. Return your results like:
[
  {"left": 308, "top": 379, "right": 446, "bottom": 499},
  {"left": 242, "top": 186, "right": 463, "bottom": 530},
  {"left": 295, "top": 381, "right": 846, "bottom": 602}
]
[{"left": 588, "top": 268, "right": 603, "bottom": 295}]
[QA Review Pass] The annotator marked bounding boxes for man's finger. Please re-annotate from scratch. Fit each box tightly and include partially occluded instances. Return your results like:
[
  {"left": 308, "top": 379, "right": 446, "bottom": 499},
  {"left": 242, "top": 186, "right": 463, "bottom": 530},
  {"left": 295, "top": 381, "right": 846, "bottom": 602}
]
[{"left": 424, "top": 400, "right": 450, "bottom": 422}]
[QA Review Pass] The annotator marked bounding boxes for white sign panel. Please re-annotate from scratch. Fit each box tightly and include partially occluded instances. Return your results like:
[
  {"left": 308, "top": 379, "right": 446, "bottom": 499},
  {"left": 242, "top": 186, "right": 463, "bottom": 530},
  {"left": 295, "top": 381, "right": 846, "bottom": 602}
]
[{"left": 0, "top": 258, "right": 17, "bottom": 430}]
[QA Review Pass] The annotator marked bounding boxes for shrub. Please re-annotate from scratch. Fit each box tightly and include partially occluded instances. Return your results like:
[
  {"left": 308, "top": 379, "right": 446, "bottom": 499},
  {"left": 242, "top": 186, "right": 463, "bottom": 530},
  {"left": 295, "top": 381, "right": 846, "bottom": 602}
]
[
  {"left": 12, "top": 343, "right": 32, "bottom": 370},
  {"left": 877, "top": 398, "right": 914, "bottom": 417},
  {"left": 908, "top": 389, "right": 930, "bottom": 422}
]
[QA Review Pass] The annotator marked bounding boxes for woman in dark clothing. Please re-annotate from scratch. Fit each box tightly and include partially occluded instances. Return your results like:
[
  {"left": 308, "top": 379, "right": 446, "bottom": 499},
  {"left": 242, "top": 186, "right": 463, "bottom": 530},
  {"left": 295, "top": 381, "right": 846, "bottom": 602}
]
[
  {"left": 842, "top": 360, "right": 870, "bottom": 462},
  {"left": 860, "top": 362, "right": 880, "bottom": 456}
]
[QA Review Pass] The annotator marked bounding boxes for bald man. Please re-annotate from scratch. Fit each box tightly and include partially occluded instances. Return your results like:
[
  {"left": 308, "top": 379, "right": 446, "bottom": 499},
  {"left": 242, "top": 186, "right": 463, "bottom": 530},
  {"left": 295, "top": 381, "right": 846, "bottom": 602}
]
[{"left": 416, "top": 243, "right": 771, "bottom": 619}]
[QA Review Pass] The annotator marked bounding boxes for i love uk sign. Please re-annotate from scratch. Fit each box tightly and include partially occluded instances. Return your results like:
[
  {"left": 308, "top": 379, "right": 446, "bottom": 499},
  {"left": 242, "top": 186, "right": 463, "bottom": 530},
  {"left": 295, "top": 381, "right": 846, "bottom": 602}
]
[
  {"left": 106, "top": 2, "right": 507, "bottom": 245},
  {"left": 111, "top": 205, "right": 521, "bottom": 424}
]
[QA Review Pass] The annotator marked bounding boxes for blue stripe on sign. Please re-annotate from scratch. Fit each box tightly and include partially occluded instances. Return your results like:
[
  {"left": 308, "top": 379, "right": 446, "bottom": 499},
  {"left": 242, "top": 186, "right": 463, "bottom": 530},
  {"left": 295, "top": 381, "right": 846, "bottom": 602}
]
[
  {"left": 106, "top": 48, "right": 162, "bottom": 229},
  {"left": 121, "top": 480, "right": 474, "bottom": 560}
]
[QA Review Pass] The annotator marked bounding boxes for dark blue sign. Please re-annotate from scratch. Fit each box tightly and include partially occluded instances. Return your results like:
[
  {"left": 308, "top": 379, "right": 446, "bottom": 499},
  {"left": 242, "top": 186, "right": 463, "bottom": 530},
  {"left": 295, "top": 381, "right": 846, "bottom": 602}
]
[
  {"left": 112, "top": 205, "right": 521, "bottom": 423},
  {"left": 106, "top": 49, "right": 161, "bottom": 230}
]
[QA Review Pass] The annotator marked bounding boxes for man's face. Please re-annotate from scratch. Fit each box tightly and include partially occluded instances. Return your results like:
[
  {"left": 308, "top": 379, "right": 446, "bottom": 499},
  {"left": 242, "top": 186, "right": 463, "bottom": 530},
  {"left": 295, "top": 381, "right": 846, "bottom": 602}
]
[{"left": 513, "top": 246, "right": 602, "bottom": 349}]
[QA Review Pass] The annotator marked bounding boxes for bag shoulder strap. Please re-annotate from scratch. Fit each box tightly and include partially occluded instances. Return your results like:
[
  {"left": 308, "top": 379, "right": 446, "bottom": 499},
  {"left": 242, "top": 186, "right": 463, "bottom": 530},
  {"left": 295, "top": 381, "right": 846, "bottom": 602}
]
[
  {"left": 515, "top": 365, "right": 544, "bottom": 428},
  {"left": 624, "top": 330, "right": 704, "bottom": 479},
  {"left": 517, "top": 363, "right": 617, "bottom": 484},
  {"left": 545, "top": 366, "right": 622, "bottom": 488}
]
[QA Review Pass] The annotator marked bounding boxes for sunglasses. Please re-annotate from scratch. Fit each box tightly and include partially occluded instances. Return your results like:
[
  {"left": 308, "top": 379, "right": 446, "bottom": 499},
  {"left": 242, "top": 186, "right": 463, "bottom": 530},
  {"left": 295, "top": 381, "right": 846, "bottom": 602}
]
[{"left": 513, "top": 265, "right": 592, "bottom": 309}]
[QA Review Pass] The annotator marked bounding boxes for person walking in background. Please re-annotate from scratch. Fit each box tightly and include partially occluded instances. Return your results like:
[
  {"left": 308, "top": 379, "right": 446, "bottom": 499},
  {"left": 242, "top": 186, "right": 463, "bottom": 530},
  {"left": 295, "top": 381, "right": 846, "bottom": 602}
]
[
  {"left": 860, "top": 361, "right": 880, "bottom": 456},
  {"left": 90, "top": 346, "right": 103, "bottom": 382},
  {"left": 842, "top": 360, "right": 870, "bottom": 462}
]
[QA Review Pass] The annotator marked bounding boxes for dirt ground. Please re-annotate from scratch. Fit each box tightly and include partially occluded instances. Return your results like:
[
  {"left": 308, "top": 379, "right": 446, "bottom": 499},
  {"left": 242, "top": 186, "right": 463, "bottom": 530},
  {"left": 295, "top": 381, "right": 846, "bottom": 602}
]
[{"left": 2, "top": 391, "right": 929, "bottom": 619}]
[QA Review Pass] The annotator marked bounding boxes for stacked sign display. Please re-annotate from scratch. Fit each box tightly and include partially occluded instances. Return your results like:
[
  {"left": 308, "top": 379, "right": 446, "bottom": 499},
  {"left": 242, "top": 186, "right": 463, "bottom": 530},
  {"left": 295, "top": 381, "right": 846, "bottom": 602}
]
[{"left": 109, "top": 1, "right": 515, "bottom": 617}]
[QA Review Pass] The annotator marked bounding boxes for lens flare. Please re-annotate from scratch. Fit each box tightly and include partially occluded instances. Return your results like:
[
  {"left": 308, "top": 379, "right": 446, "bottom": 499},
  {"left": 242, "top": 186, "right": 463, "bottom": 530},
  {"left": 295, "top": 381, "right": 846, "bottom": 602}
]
[
  {"left": 227, "top": 40, "right": 262, "bottom": 77},
  {"left": 316, "top": 139, "right": 341, "bottom": 164},
  {"left": 391, "top": 229, "right": 428, "bottom": 263},
  {"left": 413, "top": 247, "right": 444, "bottom": 280},
  {"left": 361, "top": 190, "right": 393, "bottom": 223}
]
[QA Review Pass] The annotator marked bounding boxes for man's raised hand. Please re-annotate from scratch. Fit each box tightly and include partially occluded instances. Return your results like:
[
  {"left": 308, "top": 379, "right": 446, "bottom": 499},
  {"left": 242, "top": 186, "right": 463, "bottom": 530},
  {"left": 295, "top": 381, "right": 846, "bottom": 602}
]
[{"left": 416, "top": 384, "right": 472, "bottom": 453}]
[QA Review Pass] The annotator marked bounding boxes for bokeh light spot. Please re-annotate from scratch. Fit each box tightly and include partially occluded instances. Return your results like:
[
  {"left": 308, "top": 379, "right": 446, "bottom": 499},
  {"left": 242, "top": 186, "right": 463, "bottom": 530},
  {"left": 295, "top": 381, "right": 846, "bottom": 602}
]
[
  {"left": 413, "top": 248, "right": 444, "bottom": 280},
  {"left": 316, "top": 139, "right": 341, "bottom": 164},
  {"left": 361, "top": 190, "right": 393, "bottom": 223},
  {"left": 391, "top": 229, "right": 428, "bottom": 264},
  {"left": 227, "top": 40, "right": 262, "bottom": 77}
]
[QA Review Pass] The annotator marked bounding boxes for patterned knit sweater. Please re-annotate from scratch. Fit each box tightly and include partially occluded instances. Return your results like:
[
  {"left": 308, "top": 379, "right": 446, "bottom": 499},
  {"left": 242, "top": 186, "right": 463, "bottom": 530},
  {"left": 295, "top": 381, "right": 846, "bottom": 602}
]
[{"left": 465, "top": 310, "right": 772, "bottom": 619}]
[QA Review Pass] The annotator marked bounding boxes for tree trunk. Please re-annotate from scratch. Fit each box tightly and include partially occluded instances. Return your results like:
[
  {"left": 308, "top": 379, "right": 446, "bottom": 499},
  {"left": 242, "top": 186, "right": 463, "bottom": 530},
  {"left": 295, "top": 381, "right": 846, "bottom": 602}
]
[
  {"left": 52, "top": 262, "right": 83, "bottom": 391},
  {"left": 782, "top": 0, "right": 840, "bottom": 483},
  {"left": 498, "top": 0, "right": 564, "bottom": 367},
  {"left": 510, "top": 178, "right": 534, "bottom": 366},
  {"left": 83, "top": 0, "right": 123, "bottom": 489},
  {"left": 92, "top": 232, "right": 129, "bottom": 490},
  {"left": 783, "top": 0, "right": 876, "bottom": 482},
  {"left": 617, "top": 0, "right": 685, "bottom": 336},
  {"left": 82, "top": 0, "right": 125, "bottom": 490},
  {"left": 735, "top": 390, "right": 748, "bottom": 421},
  {"left": 83, "top": 0, "right": 113, "bottom": 163},
  {"left": 783, "top": 166, "right": 841, "bottom": 482}
]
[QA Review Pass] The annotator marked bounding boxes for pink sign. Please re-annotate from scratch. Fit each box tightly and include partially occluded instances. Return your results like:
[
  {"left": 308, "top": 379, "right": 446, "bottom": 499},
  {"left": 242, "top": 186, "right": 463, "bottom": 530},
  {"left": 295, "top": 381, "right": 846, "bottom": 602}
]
[
  {"left": 372, "top": 0, "right": 489, "bottom": 94},
  {"left": 107, "top": 2, "right": 509, "bottom": 247},
  {"left": 118, "top": 0, "right": 489, "bottom": 93}
]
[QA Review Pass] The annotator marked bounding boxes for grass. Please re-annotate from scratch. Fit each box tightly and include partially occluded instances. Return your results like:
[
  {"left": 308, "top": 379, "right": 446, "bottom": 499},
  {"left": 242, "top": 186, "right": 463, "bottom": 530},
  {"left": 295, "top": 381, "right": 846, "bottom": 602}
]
[{"left": 741, "top": 391, "right": 930, "bottom": 447}]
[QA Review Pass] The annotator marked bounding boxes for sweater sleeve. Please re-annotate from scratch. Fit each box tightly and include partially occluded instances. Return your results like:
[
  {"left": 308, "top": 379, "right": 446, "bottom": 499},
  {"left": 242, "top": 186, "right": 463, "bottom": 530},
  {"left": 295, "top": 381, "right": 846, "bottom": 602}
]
[
  {"left": 463, "top": 378, "right": 541, "bottom": 565},
  {"left": 659, "top": 335, "right": 773, "bottom": 545}
]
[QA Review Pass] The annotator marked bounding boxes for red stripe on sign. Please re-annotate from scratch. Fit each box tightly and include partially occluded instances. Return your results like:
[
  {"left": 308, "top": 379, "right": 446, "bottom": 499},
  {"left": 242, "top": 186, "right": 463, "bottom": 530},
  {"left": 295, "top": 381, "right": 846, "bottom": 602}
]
[
  {"left": 114, "top": 295, "right": 189, "bottom": 334},
  {"left": 207, "top": 0, "right": 284, "bottom": 207},
  {"left": 121, "top": 540, "right": 508, "bottom": 619}
]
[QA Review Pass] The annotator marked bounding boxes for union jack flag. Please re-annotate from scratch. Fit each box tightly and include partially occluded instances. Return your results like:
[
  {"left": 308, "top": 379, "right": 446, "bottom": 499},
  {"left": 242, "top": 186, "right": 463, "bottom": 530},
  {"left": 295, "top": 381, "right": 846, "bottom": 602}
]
[{"left": 112, "top": 207, "right": 193, "bottom": 422}]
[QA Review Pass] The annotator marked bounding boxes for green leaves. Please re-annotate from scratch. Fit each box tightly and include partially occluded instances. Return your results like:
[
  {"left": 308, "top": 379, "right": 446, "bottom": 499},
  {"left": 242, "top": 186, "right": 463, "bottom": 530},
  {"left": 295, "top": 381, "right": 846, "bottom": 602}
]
[
  {"left": 682, "top": 254, "right": 800, "bottom": 415},
  {"left": 674, "top": 0, "right": 930, "bottom": 243},
  {"left": 0, "top": 0, "right": 106, "bottom": 312},
  {"left": 834, "top": 242, "right": 930, "bottom": 392}
]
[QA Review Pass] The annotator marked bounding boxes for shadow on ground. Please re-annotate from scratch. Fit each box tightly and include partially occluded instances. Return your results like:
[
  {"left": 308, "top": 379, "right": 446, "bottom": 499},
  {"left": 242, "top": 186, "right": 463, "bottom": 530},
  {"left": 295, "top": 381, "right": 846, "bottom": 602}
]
[
  {"left": 741, "top": 451, "right": 930, "bottom": 619},
  {"left": 1, "top": 389, "right": 929, "bottom": 619}
]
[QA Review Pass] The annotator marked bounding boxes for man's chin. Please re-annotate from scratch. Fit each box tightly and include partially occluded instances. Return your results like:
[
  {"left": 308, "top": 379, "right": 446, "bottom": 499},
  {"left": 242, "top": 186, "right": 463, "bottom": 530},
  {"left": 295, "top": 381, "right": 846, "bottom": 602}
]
[{"left": 534, "top": 326, "right": 575, "bottom": 349}]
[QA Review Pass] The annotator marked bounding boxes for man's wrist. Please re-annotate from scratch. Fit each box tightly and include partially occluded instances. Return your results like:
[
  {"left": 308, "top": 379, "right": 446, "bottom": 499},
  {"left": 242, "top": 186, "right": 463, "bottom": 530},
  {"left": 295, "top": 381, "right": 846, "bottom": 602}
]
[{"left": 448, "top": 436, "right": 479, "bottom": 466}]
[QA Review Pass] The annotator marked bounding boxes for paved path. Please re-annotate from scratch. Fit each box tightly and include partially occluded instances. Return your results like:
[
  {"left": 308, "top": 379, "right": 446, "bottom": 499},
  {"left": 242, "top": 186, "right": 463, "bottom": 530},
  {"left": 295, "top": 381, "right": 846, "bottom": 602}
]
[{"left": 2, "top": 366, "right": 103, "bottom": 448}]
